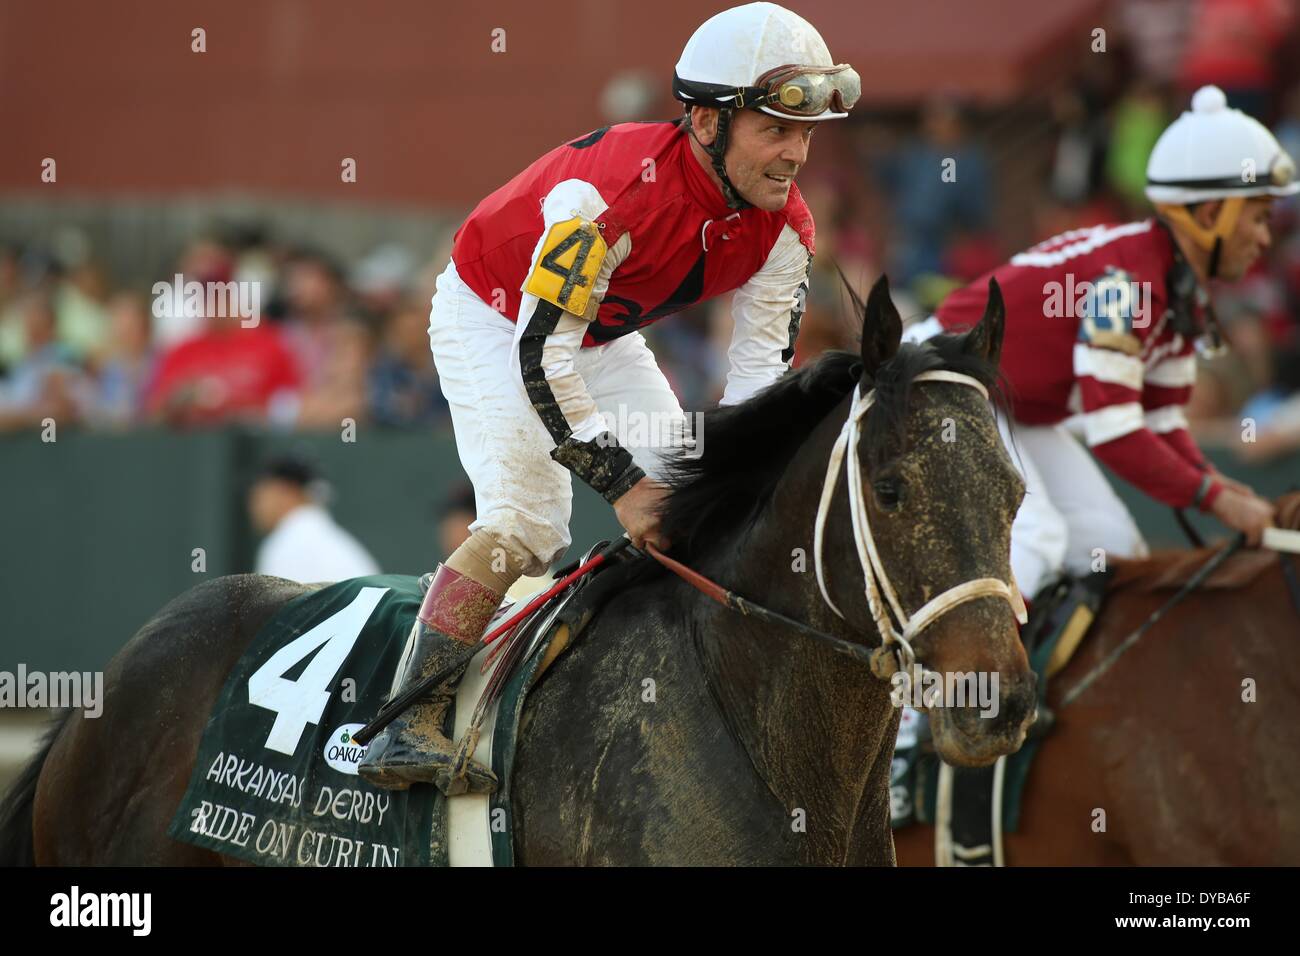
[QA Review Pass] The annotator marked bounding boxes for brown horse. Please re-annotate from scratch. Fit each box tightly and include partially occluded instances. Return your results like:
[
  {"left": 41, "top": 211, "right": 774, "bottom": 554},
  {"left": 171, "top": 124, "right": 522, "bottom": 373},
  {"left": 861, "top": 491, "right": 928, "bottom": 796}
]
[{"left": 895, "top": 492, "right": 1300, "bottom": 866}]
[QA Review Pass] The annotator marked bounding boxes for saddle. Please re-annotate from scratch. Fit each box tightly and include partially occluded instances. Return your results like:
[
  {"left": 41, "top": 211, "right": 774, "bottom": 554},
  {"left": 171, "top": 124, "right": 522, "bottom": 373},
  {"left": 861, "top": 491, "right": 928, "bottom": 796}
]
[
  {"left": 442, "top": 539, "right": 649, "bottom": 865},
  {"left": 168, "top": 542, "right": 646, "bottom": 868},
  {"left": 434, "top": 539, "right": 647, "bottom": 695}
]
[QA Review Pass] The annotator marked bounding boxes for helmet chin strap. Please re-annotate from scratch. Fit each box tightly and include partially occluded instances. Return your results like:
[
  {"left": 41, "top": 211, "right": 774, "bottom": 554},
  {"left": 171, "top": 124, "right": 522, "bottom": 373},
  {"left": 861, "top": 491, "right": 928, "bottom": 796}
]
[
  {"left": 1207, "top": 236, "right": 1223, "bottom": 279},
  {"left": 1156, "top": 198, "right": 1244, "bottom": 281},
  {"left": 689, "top": 105, "right": 752, "bottom": 211},
  {"left": 1155, "top": 209, "right": 1230, "bottom": 354}
]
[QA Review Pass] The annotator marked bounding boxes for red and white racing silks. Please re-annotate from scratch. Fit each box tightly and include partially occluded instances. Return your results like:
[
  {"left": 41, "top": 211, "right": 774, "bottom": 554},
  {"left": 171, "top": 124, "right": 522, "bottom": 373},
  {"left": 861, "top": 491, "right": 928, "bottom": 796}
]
[
  {"left": 454, "top": 121, "right": 814, "bottom": 353},
  {"left": 425, "top": 119, "right": 817, "bottom": 570},
  {"left": 932, "top": 219, "right": 1217, "bottom": 511},
  {"left": 448, "top": 119, "right": 815, "bottom": 503}
]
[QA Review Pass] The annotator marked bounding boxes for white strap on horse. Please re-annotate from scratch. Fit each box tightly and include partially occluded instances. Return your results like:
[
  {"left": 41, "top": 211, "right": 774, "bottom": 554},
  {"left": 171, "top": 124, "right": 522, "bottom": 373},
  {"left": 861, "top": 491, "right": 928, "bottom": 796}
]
[
  {"left": 813, "top": 370, "right": 1028, "bottom": 674},
  {"left": 1263, "top": 527, "right": 1300, "bottom": 554}
]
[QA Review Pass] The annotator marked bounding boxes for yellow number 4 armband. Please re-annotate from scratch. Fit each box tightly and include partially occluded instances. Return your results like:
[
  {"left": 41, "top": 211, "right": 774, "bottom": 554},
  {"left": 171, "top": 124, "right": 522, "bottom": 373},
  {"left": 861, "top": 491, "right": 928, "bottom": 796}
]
[{"left": 524, "top": 216, "right": 607, "bottom": 317}]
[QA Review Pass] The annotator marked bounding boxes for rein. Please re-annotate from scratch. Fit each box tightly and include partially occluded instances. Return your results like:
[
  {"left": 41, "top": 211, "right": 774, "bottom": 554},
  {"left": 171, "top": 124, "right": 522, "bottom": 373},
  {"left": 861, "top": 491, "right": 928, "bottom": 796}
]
[
  {"left": 1059, "top": 532, "right": 1246, "bottom": 708},
  {"left": 645, "top": 542, "right": 881, "bottom": 671},
  {"left": 648, "top": 370, "right": 1026, "bottom": 682}
]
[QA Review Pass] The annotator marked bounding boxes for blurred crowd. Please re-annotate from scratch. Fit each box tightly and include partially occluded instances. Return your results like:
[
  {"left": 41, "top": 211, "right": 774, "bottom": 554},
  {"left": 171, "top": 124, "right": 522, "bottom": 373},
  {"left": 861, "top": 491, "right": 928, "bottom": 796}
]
[
  {"left": 2, "top": 0, "right": 1299, "bottom": 460},
  {"left": 800, "top": 0, "right": 1300, "bottom": 462},
  {"left": 0, "top": 232, "right": 455, "bottom": 433}
]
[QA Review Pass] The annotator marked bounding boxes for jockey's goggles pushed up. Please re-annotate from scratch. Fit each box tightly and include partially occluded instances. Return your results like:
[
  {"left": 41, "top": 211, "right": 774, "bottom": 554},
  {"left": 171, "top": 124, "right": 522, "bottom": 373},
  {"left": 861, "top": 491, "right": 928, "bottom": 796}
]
[
  {"left": 1270, "top": 150, "right": 1297, "bottom": 188},
  {"left": 734, "top": 64, "right": 861, "bottom": 117}
]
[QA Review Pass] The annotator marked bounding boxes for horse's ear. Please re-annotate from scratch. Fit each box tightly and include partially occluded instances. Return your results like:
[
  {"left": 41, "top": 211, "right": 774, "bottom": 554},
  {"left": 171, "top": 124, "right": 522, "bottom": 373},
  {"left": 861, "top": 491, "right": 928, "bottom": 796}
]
[
  {"left": 964, "top": 277, "right": 1005, "bottom": 366},
  {"left": 861, "top": 274, "right": 902, "bottom": 380}
]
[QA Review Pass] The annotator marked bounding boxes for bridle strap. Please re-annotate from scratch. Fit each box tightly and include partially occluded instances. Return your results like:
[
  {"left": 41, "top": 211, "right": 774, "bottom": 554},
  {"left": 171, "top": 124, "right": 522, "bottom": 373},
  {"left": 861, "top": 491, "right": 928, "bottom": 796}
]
[
  {"left": 815, "top": 369, "right": 1026, "bottom": 675},
  {"left": 905, "top": 577, "right": 1020, "bottom": 641},
  {"left": 648, "top": 368, "right": 1026, "bottom": 685}
]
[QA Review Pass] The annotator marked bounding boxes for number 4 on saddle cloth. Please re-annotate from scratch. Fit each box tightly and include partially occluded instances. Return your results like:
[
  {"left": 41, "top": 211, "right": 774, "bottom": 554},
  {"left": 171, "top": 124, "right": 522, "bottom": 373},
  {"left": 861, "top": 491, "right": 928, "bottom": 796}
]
[
  {"left": 889, "top": 573, "right": 1107, "bottom": 866},
  {"left": 167, "top": 540, "right": 643, "bottom": 867}
]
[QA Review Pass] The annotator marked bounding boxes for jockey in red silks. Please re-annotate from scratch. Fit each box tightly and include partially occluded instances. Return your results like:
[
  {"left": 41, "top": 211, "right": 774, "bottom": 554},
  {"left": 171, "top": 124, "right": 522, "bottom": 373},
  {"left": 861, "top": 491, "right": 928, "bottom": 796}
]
[
  {"left": 906, "top": 85, "right": 1296, "bottom": 623},
  {"left": 889, "top": 88, "right": 1296, "bottom": 824},
  {"left": 359, "top": 3, "right": 860, "bottom": 795}
]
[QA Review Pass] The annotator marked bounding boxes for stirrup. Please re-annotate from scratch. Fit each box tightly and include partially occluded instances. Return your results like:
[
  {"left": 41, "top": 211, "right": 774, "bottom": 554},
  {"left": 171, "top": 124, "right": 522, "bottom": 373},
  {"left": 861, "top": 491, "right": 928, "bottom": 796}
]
[
  {"left": 359, "top": 685, "right": 498, "bottom": 795},
  {"left": 358, "top": 563, "right": 502, "bottom": 793}
]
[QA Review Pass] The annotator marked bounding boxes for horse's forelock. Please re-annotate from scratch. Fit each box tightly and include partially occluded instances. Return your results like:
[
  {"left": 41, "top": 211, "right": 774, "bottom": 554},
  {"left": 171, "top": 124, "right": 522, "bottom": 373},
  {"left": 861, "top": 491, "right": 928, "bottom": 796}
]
[
  {"left": 861, "top": 334, "right": 1005, "bottom": 474},
  {"left": 658, "top": 335, "right": 1003, "bottom": 560}
]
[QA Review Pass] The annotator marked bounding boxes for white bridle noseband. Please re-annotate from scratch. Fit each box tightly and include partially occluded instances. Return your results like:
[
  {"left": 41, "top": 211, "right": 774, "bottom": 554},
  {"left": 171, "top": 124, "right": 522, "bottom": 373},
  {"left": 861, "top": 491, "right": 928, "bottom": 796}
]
[{"left": 813, "top": 370, "right": 1028, "bottom": 677}]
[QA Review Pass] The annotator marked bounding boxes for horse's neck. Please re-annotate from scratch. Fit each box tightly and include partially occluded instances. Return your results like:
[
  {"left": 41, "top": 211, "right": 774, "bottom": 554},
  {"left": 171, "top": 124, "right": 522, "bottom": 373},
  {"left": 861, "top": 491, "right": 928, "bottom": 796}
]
[{"left": 691, "top": 451, "right": 899, "bottom": 863}]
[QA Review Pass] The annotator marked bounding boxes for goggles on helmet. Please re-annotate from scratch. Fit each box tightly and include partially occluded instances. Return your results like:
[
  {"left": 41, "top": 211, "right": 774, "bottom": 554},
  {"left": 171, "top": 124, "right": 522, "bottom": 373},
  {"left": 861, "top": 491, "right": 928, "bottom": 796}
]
[
  {"left": 1270, "top": 150, "right": 1296, "bottom": 189},
  {"left": 732, "top": 63, "right": 860, "bottom": 117},
  {"left": 1148, "top": 147, "right": 1297, "bottom": 194}
]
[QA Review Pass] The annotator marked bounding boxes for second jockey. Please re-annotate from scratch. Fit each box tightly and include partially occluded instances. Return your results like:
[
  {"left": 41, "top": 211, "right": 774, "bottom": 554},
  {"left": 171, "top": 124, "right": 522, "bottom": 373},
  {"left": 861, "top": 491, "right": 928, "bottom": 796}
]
[
  {"left": 889, "top": 87, "right": 1296, "bottom": 832},
  {"left": 907, "top": 85, "right": 1296, "bottom": 607},
  {"left": 359, "top": 2, "right": 859, "bottom": 795}
]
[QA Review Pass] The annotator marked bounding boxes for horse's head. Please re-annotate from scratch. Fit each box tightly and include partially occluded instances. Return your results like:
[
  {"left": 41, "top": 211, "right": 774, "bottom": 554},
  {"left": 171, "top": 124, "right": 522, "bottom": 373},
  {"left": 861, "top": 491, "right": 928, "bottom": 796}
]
[{"left": 823, "top": 275, "right": 1036, "bottom": 766}]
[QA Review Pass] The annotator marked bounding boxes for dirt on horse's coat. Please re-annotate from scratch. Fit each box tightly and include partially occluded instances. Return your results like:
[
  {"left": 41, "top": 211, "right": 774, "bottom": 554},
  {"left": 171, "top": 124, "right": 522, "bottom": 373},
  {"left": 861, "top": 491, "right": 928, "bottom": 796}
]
[{"left": 3, "top": 277, "right": 1037, "bottom": 867}]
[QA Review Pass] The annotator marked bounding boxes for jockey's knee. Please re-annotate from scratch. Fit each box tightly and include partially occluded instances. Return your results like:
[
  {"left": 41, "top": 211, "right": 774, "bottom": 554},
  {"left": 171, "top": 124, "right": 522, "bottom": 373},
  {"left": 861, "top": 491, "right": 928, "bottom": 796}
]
[
  {"left": 1063, "top": 517, "right": 1147, "bottom": 574},
  {"left": 1010, "top": 498, "right": 1068, "bottom": 598},
  {"left": 452, "top": 515, "right": 569, "bottom": 584}
]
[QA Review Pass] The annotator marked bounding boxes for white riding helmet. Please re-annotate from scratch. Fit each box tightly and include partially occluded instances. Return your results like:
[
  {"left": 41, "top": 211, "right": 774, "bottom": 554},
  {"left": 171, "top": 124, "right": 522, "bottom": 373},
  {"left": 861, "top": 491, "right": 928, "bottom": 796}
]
[
  {"left": 1145, "top": 85, "right": 1297, "bottom": 268},
  {"left": 674, "top": 2, "right": 858, "bottom": 122},
  {"left": 672, "top": 3, "right": 858, "bottom": 209},
  {"left": 1146, "top": 85, "right": 1298, "bottom": 204}
]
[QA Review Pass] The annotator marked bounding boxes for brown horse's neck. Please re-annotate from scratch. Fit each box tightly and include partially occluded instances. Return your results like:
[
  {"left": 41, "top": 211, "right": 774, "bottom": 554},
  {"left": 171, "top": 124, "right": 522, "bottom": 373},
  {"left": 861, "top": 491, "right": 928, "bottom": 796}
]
[{"left": 691, "top": 402, "right": 899, "bottom": 864}]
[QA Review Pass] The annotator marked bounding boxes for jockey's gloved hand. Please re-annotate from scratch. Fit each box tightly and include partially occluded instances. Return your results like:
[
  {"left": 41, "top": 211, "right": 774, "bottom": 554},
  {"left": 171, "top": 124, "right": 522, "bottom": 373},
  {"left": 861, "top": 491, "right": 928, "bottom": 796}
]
[
  {"left": 1210, "top": 470, "right": 1255, "bottom": 497},
  {"left": 614, "top": 477, "right": 672, "bottom": 552},
  {"left": 1210, "top": 487, "right": 1276, "bottom": 546}
]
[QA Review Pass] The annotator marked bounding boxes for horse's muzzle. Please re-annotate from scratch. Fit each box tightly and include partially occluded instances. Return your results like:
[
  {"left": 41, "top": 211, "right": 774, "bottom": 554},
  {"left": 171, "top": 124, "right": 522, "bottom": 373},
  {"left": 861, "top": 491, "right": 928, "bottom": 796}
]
[{"left": 926, "top": 672, "right": 1038, "bottom": 768}]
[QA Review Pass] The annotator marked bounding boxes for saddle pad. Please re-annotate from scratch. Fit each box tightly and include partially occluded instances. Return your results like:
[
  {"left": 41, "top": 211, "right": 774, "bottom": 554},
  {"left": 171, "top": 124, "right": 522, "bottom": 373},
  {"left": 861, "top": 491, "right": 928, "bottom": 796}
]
[
  {"left": 168, "top": 573, "right": 573, "bottom": 867},
  {"left": 167, "top": 576, "right": 448, "bottom": 867}
]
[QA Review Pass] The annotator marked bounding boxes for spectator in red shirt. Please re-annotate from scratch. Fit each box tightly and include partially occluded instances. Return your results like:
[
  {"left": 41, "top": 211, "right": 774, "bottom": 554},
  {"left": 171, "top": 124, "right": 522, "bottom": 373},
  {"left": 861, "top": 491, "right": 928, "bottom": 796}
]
[{"left": 145, "top": 308, "right": 301, "bottom": 427}]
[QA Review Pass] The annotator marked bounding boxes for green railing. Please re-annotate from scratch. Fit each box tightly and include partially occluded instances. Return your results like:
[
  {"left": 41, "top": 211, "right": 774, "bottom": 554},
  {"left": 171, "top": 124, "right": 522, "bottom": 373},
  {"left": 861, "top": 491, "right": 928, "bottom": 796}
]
[{"left": 1, "top": 428, "right": 1296, "bottom": 671}]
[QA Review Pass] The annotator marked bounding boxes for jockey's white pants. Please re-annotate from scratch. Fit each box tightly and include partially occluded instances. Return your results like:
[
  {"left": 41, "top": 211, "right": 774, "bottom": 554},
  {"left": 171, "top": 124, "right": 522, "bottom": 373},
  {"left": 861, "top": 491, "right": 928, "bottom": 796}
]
[
  {"left": 904, "top": 316, "right": 1148, "bottom": 600},
  {"left": 427, "top": 260, "right": 686, "bottom": 577}
]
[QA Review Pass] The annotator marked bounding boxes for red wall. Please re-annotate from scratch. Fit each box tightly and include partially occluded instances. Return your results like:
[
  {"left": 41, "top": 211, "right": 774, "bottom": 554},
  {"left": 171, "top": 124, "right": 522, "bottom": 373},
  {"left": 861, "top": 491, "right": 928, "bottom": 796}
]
[{"left": 0, "top": 0, "right": 1103, "bottom": 207}]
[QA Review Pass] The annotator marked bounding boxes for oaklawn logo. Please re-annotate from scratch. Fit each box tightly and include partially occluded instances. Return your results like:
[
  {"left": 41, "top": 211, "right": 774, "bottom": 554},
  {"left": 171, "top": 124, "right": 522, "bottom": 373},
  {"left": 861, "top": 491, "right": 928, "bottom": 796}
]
[
  {"left": 324, "top": 722, "right": 370, "bottom": 775},
  {"left": 49, "top": 886, "right": 151, "bottom": 936}
]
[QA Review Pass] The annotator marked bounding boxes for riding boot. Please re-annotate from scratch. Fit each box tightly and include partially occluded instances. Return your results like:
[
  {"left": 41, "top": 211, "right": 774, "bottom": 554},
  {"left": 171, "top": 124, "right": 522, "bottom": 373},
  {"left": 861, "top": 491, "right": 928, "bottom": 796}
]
[{"left": 358, "top": 564, "right": 502, "bottom": 796}]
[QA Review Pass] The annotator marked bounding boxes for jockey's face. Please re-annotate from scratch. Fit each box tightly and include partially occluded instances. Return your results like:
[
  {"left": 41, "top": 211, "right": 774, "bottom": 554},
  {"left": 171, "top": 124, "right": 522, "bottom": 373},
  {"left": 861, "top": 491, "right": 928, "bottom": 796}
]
[
  {"left": 1194, "top": 196, "right": 1275, "bottom": 281},
  {"left": 689, "top": 107, "right": 816, "bottom": 211}
]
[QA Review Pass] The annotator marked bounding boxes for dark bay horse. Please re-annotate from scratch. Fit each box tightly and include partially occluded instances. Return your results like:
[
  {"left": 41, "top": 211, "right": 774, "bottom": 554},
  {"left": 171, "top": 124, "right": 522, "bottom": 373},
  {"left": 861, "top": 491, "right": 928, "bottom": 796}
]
[
  {"left": 1, "top": 277, "right": 1036, "bottom": 866},
  {"left": 895, "top": 493, "right": 1300, "bottom": 865}
]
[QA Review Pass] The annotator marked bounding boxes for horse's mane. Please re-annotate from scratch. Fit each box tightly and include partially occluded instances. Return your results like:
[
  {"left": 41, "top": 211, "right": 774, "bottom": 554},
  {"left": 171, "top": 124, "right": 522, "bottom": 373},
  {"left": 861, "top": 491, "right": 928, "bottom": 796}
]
[
  {"left": 658, "top": 332, "right": 1003, "bottom": 559},
  {"left": 1109, "top": 491, "right": 1300, "bottom": 592}
]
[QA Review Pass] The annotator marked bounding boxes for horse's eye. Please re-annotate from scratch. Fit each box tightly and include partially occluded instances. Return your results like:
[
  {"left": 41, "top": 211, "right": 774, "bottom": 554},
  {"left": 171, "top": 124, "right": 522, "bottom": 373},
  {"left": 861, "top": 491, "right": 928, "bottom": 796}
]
[{"left": 874, "top": 479, "right": 903, "bottom": 511}]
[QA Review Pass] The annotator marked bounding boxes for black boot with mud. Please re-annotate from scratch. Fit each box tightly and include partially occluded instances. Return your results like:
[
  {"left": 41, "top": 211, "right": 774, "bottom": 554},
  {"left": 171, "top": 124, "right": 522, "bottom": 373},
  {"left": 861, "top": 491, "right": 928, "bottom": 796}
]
[
  {"left": 358, "top": 565, "right": 502, "bottom": 796},
  {"left": 357, "top": 619, "right": 499, "bottom": 795}
]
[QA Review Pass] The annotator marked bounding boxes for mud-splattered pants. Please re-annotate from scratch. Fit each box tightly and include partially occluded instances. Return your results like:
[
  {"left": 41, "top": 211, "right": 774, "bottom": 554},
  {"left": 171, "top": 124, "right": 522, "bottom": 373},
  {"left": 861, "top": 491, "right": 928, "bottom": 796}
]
[{"left": 427, "top": 259, "right": 687, "bottom": 577}]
